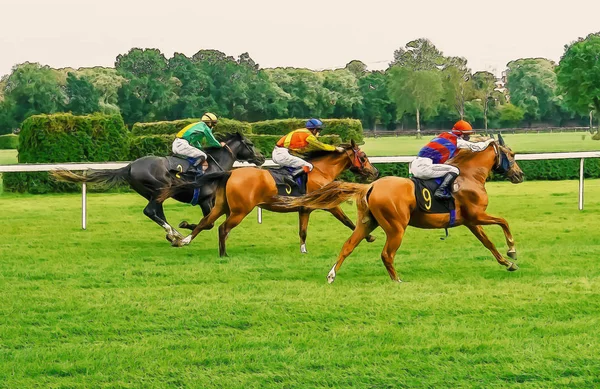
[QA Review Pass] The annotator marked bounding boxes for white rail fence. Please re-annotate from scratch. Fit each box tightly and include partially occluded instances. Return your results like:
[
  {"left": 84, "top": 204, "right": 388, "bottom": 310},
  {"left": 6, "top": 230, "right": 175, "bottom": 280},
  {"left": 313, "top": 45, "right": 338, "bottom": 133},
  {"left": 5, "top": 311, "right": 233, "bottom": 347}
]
[{"left": 1, "top": 151, "right": 599, "bottom": 230}]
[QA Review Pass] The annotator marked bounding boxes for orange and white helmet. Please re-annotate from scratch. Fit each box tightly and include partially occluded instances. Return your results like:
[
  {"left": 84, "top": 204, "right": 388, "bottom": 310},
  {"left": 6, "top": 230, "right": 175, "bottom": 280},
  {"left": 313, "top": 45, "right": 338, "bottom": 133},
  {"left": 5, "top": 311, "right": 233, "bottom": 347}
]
[{"left": 451, "top": 120, "right": 473, "bottom": 136}]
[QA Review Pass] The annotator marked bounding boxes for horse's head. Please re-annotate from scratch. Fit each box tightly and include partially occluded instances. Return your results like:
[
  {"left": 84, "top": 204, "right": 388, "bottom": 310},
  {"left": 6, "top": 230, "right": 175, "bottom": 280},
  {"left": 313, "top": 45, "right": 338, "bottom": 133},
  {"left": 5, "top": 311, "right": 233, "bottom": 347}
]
[
  {"left": 226, "top": 132, "right": 266, "bottom": 166},
  {"left": 493, "top": 134, "right": 524, "bottom": 184},
  {"left": 344, "top": 139, "right": 379, "bottom": 181}
]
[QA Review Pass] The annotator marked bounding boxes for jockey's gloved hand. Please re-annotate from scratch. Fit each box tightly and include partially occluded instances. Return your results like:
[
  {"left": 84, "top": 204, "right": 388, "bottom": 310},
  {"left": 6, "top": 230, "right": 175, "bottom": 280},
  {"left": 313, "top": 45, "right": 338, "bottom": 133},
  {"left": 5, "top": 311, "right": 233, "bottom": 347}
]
[{"left": 193, "top": 156, "right": 206, "bottom": 167}]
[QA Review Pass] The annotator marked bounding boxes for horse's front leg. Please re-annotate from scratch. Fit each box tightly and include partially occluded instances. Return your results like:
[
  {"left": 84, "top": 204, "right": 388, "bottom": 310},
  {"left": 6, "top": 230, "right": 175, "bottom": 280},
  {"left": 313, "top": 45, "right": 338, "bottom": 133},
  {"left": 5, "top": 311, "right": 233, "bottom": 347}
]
[
  {"left": 326, "top": 206, "right": 376, "bottom": 243},
  {"left": 472, "top": 213, "right": 517, "bottom": 260},
  {"left": 179, "top": 198, "right": 214, "bottom": 231},
  {"left": 466, "top": 224, "right": 518, "bottom": 271}
]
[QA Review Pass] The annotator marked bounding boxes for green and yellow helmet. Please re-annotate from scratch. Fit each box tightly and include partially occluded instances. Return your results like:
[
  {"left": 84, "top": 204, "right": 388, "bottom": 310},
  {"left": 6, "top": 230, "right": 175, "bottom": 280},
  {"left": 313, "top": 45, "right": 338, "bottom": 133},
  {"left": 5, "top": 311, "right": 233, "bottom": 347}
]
[{"left": 201, "top": 112, "right": 218, "bottom": 127}]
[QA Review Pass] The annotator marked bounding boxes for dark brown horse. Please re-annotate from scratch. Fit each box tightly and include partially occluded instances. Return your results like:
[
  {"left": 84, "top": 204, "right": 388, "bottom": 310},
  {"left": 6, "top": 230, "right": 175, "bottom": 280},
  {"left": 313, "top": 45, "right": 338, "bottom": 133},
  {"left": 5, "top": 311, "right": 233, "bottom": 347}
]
[
  {"left": 159, "top": 140, "right": 379, "bottom": 255},
  {"left": 276, "top": 135, "right": 524, "bottom": 283}
]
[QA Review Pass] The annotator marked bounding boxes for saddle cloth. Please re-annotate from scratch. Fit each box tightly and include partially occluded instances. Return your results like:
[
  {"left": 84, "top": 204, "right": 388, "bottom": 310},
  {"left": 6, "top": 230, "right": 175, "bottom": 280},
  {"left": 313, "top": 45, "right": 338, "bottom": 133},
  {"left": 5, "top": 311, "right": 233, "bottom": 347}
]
[
  {"left": 410, "top": 177, "right": 456, "bottom": 215},
  {"left": 267, "top": 167, "right": 308, "bottom": 196}
]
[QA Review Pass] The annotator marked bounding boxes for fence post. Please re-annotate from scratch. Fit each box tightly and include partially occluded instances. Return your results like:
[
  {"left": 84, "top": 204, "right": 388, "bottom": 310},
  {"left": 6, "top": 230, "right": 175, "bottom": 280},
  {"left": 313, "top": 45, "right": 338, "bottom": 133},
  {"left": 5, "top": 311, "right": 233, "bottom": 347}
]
[
  {"left": 82, "top": 182, "right": 87, "bottom": 230},
  {"left": 579, "top": 158, "right": 585, "bottom": 211}
]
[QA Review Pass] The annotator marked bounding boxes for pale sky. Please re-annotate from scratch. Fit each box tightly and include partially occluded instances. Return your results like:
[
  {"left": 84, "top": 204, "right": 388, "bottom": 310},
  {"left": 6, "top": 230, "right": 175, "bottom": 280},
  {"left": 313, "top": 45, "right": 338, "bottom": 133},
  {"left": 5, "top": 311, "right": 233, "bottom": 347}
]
[{"left": 1, "top": 0, "right": 599, "bottom": 78}]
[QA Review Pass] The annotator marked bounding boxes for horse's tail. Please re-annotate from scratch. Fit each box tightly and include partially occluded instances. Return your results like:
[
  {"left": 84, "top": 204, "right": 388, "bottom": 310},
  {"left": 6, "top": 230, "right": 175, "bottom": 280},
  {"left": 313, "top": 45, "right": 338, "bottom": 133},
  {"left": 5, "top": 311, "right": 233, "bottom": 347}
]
[
  {"left": 156, "top": 171, "right": 232, "bottom": 202},
  {"left": 50, "top": 166, "right": 130, "bottom": 187},
  {"left": 276, "top": 181, "right": 372, "bottom": 210}
]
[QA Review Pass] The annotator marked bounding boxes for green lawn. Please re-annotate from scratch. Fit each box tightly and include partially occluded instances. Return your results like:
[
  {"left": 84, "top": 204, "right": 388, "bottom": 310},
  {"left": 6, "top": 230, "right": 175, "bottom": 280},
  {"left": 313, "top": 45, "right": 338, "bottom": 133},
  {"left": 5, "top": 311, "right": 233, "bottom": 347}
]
[
  {"left": 0, "top": 149, "right": 17, "bottom": 165},
  {"left": 1, "top": 180, "right": 599, "bottom": 388},
  {"left": 362, "top": 131, "right": 600, "bottom": 156}
]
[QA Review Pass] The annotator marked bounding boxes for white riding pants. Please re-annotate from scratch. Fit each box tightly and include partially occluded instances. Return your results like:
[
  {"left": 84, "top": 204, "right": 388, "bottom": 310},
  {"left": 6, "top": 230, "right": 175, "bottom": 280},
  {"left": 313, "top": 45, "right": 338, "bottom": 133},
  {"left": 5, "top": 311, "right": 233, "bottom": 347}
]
[
  {"left": 272, "top": 147, "right": 313, "bottom": 171},
  {"left": 172, "top": 138, "right": 207, "bottom": 160},
  {"left": 409, "top": 156, "right": 459, "bottom": 179}
]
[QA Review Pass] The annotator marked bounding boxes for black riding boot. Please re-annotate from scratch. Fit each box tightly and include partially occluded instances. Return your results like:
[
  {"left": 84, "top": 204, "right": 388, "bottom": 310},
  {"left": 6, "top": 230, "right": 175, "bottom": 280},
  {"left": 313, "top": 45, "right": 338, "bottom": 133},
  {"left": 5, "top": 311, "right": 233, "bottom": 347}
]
[{"left": 434, "top": 172, "right": 458, "bottom": 200}]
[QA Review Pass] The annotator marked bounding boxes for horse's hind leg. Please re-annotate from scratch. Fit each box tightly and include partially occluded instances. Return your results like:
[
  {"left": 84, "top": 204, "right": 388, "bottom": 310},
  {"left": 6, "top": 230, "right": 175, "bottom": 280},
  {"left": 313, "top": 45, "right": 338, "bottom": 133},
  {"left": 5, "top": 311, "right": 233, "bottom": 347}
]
[
  {"left": 179, "top": 199, "right": 214, "bottom": 231},
  {"left": 327, "top": 218, "right": 377, "bottom": 283},
  {"left": 466, "top": 225, "right": 518, "bottom": 271},
  {"left": 380, "top": 226, "right": 405, "bottom": 282},
  {"left": 143, "top": 200, "right": 183, "bottom": 242},
  {"left": 218, "top": 211, "right": 248, "bottom": 257},
  {"left": 326, "top": 206, "right": 377, "bottom": 243}
]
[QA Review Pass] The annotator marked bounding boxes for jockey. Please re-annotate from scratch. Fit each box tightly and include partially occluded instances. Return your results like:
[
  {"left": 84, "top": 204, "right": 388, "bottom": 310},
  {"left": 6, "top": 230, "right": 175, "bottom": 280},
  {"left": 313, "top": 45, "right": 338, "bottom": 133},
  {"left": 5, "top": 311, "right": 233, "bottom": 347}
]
[
  {"left": 410, "top": 120, "right": 495, "bottom": 200},
  {"left": 272, "top": 118, "right": 345, "bottom": 176},
  {"left": 172, "top": 113, "right": 225, "bottom": 172}
]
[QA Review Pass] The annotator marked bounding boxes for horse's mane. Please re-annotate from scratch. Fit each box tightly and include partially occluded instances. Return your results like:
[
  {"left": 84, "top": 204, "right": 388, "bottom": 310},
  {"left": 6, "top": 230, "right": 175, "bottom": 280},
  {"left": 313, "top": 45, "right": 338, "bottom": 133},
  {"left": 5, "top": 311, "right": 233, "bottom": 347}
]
[
  {"left": 203, "top": 132, "right": 241, "bottom": 152},
  {"left": 303, "top": 145, "right": 352, "bottom": 161},
  {"left": 447, "top": 137, "right": 496, "bottom": 166}
]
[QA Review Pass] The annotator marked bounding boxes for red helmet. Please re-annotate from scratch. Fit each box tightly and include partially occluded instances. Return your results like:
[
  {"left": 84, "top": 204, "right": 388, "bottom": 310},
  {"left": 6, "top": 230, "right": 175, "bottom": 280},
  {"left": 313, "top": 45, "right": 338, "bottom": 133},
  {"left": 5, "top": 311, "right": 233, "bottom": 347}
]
[{"left": 451, "top": 120, "right": 473, "bottom": 136}]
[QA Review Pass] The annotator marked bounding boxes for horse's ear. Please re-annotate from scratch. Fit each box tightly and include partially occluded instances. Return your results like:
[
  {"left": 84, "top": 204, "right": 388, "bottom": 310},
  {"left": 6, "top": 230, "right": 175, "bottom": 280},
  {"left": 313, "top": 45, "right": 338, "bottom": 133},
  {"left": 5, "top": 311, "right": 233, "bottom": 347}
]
[
  {"left": 498, "top": 133, "right": 506, "bottom": 146},
  {"left": 351, "top": 139, "right": 357, "bottom": 148}
]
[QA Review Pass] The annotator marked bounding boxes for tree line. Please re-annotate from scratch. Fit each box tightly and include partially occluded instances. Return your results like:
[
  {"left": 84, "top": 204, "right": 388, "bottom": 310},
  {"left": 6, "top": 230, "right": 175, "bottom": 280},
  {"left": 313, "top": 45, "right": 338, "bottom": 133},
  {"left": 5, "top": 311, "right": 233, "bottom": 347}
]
[{"left": 1, "top": 33, "right": 599, "bottom": 136}]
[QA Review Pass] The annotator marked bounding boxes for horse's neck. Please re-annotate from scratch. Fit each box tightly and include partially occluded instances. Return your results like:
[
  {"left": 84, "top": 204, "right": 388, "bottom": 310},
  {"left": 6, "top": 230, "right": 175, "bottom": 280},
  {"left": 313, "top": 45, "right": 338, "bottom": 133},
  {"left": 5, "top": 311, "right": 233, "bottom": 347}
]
[
  {"left": 311, "top": 153, "right": 350, "bottom": 182},
  {"left": 206, "top": 147, "right": 235, "bottom": 169},
  {"left": 454, "top": 147, "right": 496, "bottom": 184}
]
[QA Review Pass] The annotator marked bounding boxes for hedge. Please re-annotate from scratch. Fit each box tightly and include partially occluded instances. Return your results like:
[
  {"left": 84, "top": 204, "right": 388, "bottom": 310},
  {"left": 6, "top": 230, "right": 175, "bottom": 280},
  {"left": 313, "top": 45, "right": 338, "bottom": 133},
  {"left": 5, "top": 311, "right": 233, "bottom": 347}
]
[
  {"left": 247, "top": 134, "right": 341, "bottom": 157},
  {"left": 129, "top": 134, "right": 175, "bottom": 160},
  {"left": 0, "top": 134, "right": 18, "bottom": 149},
  {"left": 131, "top": 118, "right": 251, "bottom": 136},
  {"left": 3, "top": 113, "right": 130, "bottom": 193},
  {"left": 250, "top": 118, "right": 363, "bottom": 142}
]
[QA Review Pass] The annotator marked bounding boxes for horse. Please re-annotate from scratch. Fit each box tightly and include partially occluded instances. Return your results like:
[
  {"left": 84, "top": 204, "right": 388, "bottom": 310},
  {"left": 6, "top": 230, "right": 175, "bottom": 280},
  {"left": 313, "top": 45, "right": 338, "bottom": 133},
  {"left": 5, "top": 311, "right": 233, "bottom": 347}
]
[
  {"left": 158, "top": 139, "right": 380, "bottom": 256},
  {"left": 275, "top": 134, "right": 524, "bottom": 283},
  {"left": 51, "top": 132, "right": 266, "bottom": 242}
]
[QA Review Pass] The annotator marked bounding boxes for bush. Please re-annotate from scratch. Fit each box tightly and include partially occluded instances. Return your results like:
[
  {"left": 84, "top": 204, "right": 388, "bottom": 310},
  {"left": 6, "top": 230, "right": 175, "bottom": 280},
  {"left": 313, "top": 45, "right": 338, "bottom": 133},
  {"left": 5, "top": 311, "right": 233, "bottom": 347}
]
[
  {"left": 248, "top": 134, "right": 341, "bottom": 157},
  {"left": 3, "top": 113, "right": 130, "bottom": 193},
  {"left": 250, "top": 118, "right": 363, "bottom": 142},
  {"left": 131, "top": 118, "right": 251, "bottom": 136},
  {"left": 592, "top": 131, "right": 600, "bottom": 140},
  {"left": 129, "top": 134, "right": 174, "bottom": 160},
  {"left": 0, "top": 134, "right": 18, "bottom": 149}
]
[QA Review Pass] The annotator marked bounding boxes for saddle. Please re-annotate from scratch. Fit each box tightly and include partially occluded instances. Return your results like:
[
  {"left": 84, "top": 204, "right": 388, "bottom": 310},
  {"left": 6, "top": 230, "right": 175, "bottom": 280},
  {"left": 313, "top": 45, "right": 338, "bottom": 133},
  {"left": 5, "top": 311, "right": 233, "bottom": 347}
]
[
  {"left": 166, "top": 155, "right": 208, "bottom": 179},
  {"left": 267, "top": 166, "right": 308, "bottom": 196},
  {"left": 411, "top": 177, "right": 456, "bottom": 226}
]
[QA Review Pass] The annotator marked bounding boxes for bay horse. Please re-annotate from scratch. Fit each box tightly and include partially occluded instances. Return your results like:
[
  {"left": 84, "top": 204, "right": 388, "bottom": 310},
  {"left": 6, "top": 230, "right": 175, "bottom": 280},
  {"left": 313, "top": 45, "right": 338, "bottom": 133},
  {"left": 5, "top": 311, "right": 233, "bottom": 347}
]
[
  {"left": 159, "top": 139, "right": 379, "bottom": 255},
  {"left": 51, "top": 132, "right": 265, "bottom": 242},
  {"left": 276, "top": 135, "right": 524, "bottom": 283}
]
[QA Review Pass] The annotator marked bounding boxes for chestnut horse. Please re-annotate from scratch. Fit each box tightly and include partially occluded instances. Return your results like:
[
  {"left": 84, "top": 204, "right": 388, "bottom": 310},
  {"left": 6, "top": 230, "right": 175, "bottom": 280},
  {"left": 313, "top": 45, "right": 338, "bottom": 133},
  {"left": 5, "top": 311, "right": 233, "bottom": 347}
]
[
  {"left": 159, "top": 140, "right": 379, "bottom": 256},
  {"left": 276, "top": 135, "right": 524, "bottom": 283}
]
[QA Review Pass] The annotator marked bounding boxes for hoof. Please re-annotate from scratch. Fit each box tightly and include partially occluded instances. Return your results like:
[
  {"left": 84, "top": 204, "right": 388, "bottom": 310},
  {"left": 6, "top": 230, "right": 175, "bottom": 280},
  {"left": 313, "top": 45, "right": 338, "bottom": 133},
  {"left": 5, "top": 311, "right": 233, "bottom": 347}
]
[
  {"left": 166, "top": 234, "right": 174, "bottom": 243},
  {"left": 366, "top": 235, "right": 376, "bottom": 243},
  {"left": 507, "top": 262, "right": 519, "bottom": 271},
  {"left": 300, "top": 244, "right": 307, "bottom": 254},
  {"left": 327, "top": 267, "right": 336, "bottom": 284},
  {"left": 178, "top": 221, "right": 189, "bottom": 229},
  {"left": 507, "top": 250, "right": 517, "bottom": 260}
]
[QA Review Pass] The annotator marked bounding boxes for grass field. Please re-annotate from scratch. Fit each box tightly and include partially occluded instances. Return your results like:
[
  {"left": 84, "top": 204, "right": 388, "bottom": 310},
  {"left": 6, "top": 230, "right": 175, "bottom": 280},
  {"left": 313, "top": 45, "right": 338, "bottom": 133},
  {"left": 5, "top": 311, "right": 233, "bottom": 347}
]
[
  {"left": 1, "top": 180, "right": 600, "bottom": 388},
  {"left": 0, "top": 149, "right": 17, "bottom": 165},
  {"left": 361, "top": 131, "right": 600, "bottom": 156}
]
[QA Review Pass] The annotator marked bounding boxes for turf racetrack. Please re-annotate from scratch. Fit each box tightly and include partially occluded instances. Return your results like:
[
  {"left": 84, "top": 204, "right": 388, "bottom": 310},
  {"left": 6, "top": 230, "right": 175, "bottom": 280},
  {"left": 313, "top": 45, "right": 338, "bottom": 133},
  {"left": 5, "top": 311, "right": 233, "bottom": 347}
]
[{"left": 1, "top": 180, "right": 599, "bottom": 388}]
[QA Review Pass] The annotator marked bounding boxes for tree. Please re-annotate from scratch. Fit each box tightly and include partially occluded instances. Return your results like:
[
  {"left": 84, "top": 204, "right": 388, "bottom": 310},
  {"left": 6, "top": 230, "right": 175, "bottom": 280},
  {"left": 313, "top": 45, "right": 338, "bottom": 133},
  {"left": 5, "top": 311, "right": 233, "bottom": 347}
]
[
  {"left": 356, "top": 71, "right": 396, "bottom": 130},
  {"left": 472, "top": 71, "right": 498, "bottom": 130},
  {"left": 345, "top": 60, "right": 368, "bottom": 78},
  {"left": 388, "top": 66, "right": 443, "bottom": 137},
  {"left": 3, "top": 62, "right": 66, "bottom": 124},
  {"left": 442, "top": 56, "right": 473, "bottom": 120},
  {"left": 65, "top": 72, "right": 100, "bottom": 115},
  {"left": 115, "top": 48, "right": 177, "bottom": 124},
  {"left": 322, "top": 69, "right": 362, "bottom": 118},
  {"left": 77, "top": 67, "right": 125, "bottom": 111},
  {"left": 556, "top": 32, "right": 600, "bottom": 130},
  {"left": 390, "top": 38, "right": 445, "bottom": 71},
  {"left": 498, "top": 103, "right": 524, "bottom": 127},
  {"left": 506, "top": 58, "right": 560, "bottom": 125},
  {"left": 267, "top": 68, "right": 331, "bottom": 118}
]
